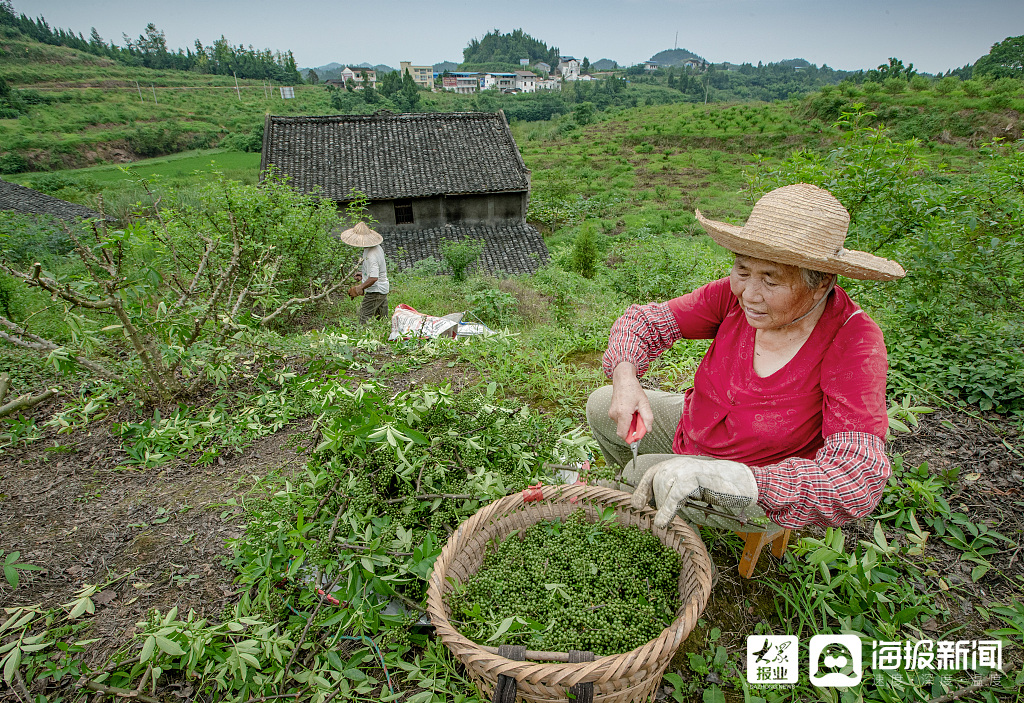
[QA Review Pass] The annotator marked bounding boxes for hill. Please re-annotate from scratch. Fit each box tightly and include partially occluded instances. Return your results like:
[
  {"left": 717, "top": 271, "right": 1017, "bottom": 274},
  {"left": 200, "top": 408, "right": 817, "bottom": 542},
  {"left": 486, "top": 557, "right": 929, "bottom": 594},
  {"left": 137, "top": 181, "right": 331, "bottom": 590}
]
[
  {"left": 592, "top": 58, "right": 618, "bottom": 71},
  {"left": 433, "top": 61, "right": 459, "bottom": 73},
  {"left": 649, "top": 48, "right": 705, "bottom": 66},
  {"left": 462, "top": 28, "right": 559, "bottom": 68}
]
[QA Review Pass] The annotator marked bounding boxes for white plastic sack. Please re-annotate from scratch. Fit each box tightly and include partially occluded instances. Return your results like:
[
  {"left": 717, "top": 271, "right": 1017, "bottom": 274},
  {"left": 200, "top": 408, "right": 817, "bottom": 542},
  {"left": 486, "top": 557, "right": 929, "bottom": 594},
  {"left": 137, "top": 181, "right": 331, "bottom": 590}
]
[{"left": 389, "top": 304, "right": 463, "bottom": 340}]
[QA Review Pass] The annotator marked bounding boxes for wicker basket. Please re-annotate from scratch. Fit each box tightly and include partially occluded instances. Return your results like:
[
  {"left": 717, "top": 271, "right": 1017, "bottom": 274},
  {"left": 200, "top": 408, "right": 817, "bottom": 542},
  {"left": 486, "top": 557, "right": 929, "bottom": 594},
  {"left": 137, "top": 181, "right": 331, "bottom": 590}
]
[{"left": 425, "top": 484, "right": 713, "bottom": 703}]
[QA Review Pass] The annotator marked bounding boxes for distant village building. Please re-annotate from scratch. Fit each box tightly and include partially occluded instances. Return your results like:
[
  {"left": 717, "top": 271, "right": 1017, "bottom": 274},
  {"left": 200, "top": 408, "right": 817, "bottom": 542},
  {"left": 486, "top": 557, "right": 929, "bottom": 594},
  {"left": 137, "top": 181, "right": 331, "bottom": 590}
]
[
  {"left": 532, "top": 61, "right": 551, "bottom": 74},
  {"left": 644, "top": 60, "right": 659, "bottom": 71},
  {"left": 514, "top": 71, "right": 537, "bottom": 93},
  {"left": 0, "top": 179, "right": 108, "bottom": 221},
  {"left": 442, "top": 72, "right": 483, "bottom": 93},
  {"left": 260, "top": 112, "right": 548, "bottom": 276},
  {"left": 400, "top": 61, "right": 434, "bottom": 90},
  {"left": 483, "top": 73, "right": 516, "bottom": 91},
  {"left": 536, "top": 77, "right": 561, "bottom": 91},
  {"left": 338, "top": 66, "right": 377, "bottom": 89},
  {"left": 558, "top": 56, "right": 580, "bottom": 80},
  {"left": 682, "top": 58, "right": 705, "bottom": 70}
]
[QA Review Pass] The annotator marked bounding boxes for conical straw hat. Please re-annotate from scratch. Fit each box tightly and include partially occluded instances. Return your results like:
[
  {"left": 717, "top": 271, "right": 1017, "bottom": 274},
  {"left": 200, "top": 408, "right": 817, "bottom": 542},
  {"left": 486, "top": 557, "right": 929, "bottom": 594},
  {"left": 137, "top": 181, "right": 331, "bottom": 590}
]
[
  {"left": 695, "top": 183, "right": 905, "bottom": 281},
  {"left": 336, "top": 221, "right": 383, "bottom": 247}
]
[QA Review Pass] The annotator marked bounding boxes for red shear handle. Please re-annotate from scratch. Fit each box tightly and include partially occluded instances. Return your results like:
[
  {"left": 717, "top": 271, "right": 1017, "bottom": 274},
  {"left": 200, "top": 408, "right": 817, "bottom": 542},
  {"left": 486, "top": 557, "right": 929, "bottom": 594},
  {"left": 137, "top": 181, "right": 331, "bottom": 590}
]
[{"left": 626, "top": 411, "right": 647, "bottom": 445}]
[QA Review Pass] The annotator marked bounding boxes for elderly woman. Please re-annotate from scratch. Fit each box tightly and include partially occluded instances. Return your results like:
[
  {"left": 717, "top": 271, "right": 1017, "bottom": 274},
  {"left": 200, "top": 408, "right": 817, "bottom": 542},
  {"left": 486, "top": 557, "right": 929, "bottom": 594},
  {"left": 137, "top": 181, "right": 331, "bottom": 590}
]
[{"left": 587, "top": 184, "right": 906, "bottom": 533}]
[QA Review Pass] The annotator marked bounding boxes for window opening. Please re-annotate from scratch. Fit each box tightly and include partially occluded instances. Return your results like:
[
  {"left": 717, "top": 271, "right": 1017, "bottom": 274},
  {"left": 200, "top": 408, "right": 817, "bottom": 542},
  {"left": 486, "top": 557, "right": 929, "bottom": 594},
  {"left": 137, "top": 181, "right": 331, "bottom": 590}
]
[{"left": 394, "top": 199, "right": 414, "bottom": 224}]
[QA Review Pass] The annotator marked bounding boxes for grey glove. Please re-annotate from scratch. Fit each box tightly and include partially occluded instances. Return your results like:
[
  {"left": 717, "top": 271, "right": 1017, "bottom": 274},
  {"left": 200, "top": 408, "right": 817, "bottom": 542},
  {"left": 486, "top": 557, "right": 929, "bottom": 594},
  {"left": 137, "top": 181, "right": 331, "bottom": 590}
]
[{"left": 630, "top": 455, "right": 759, "bottom": 529}]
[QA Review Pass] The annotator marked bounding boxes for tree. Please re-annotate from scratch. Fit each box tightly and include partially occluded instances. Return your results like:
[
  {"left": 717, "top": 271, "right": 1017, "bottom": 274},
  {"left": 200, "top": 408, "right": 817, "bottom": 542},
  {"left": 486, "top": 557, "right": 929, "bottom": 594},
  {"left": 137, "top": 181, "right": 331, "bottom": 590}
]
[
  {"left": 581, "top": 56, "right": 590, "bottom": 74},
  {"left": 974, "top": 35, "right": 1024, "bottom": 78},
  {"left": 869, "top": 57, "right": 915, "bottom": 82},
  {"left": 306, "top": 68, "right": 319, "bottom": 84},
  {"left": 0, "top": 177, "right": 359, "bottom": 404}
]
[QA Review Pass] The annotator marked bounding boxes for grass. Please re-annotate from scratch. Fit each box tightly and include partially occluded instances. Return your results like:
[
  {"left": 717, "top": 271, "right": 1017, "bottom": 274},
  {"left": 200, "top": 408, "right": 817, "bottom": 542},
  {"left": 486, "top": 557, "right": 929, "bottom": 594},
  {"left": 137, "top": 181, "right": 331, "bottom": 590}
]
[{"left": 7, "top": 149, "right": 261, "bottom": 186}]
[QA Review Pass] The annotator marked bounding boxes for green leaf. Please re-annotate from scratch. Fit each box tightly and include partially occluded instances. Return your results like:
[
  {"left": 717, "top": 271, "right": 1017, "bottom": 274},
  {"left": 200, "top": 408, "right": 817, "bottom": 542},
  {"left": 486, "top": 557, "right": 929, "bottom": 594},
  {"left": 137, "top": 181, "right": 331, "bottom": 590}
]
[
  {"left": 3, "top": 566, "right": 18, "bottom": 590},
  {"left": 326, "top": 650, "right": 345, "bottom": 670},
  {"left": 486, "top": 616, "right": 520, "bottom": 643},
  {"left": 155, "top": 636, "right": 185, "bottom": 656},
  {"left": 3, "top": 647, "right": 22, "bottom": 685},
  {"left": 140, "top": 636, "right": 156, "bottom": 663},
  {"left": 702, "top": 684, "right": 725, "bottom": 703}
]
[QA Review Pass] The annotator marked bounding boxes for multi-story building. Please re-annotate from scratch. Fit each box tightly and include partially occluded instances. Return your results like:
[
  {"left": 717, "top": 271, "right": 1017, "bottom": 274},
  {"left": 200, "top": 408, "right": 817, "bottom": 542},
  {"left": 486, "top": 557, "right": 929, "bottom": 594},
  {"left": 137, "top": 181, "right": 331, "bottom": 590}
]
[
  {"left": 557, "top": 56, "right": 580, "bottom": 80},
  {"left": 339, "top": 66, "right": 377, "bottom": 88},
  {"left": 400, "top": 61, "right": 434, "bottom": 90},
  {"left": 441, "top": 72, "right": 483, "bottom": 94},
  {"left": 514, "top": 71, "right": 537, "bottom": 93},
  {"left": 482, "top": 73, "right": 516, "bottom": 91}
]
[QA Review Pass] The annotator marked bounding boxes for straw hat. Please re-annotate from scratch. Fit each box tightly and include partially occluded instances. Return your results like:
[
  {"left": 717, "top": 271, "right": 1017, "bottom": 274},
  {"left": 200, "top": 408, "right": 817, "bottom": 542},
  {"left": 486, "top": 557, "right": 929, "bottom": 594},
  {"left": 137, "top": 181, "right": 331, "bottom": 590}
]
[
  {"left": 695, "top": 183, "right": 905, "bottom": 281},
  {"left": 336, "top": 221, "right": 383, "bottom": 247}
]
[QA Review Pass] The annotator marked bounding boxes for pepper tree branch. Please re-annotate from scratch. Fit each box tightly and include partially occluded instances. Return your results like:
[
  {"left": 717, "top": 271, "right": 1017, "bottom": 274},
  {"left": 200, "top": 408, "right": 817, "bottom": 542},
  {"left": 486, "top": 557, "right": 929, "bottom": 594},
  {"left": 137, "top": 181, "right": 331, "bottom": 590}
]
[{"left": 0, "top": 316, "right": 126, "bottom": 384}]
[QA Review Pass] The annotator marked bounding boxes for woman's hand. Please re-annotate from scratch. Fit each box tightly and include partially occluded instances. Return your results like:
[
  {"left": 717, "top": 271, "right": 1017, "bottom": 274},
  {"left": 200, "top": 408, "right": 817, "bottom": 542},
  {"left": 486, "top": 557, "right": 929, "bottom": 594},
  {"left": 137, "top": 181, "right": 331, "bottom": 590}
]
[
  {"left": 609, "top": 362, "right": 654, "bottom": 441},
  {"left": 631, "top": 455, "right": 759, "bottom": 528}
]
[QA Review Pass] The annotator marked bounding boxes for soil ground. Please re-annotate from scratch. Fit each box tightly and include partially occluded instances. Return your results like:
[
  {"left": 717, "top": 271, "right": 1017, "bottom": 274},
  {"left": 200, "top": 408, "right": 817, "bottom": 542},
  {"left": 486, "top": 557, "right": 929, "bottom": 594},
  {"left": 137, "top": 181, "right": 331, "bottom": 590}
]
[{"left": 2, "top": 389, "right": 1021, "bottom": 701}]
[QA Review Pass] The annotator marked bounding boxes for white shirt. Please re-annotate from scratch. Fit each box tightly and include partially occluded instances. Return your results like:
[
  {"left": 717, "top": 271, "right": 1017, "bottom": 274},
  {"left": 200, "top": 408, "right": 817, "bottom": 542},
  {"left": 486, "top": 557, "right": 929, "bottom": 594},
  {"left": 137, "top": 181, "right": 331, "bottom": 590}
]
[{"left": 361, "top": 245, "right": 389, "bottom": 294}]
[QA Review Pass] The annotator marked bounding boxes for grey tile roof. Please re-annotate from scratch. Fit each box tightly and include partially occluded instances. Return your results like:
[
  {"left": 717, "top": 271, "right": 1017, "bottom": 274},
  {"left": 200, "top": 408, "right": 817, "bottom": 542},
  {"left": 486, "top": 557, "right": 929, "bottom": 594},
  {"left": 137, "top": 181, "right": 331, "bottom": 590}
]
[
  {"left": 379, "top": 222, "right": 548, "bottom": 276},
  {"left": 0, "top": 179, "right": 106, "bottom": 221},
  {"left": 261, "top": 111, "right": 531, "bottom": 201}
]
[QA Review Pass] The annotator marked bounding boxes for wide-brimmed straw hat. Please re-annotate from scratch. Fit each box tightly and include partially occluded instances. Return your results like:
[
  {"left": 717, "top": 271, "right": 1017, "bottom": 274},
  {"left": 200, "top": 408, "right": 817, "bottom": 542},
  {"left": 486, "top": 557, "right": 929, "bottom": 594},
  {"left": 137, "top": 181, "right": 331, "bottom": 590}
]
[
  {"left": 695, "top": 183, "right": 905, "bottom": 281},
  {"left": 336, "top": 221, "right": 383, "bottom": 247}
]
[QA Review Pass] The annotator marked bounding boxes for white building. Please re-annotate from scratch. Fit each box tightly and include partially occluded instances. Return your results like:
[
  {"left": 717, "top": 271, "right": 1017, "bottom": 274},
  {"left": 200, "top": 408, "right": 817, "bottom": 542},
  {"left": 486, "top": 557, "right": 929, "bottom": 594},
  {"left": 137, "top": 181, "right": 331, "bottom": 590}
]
[
  {"left": 340, "top": 66, "right": 377, "bottom": 88},
  {"left": 514, "top": 70, "right": 537, "bottom": 93},
  {"left": 483, "top": 73, "right": 516, "bottom": 91},
  {"left": 536, "top": 78, "right": 561, "bottom": 91},
  {"left": 558, "top": 56, "right": 580, "bottom": 80}
]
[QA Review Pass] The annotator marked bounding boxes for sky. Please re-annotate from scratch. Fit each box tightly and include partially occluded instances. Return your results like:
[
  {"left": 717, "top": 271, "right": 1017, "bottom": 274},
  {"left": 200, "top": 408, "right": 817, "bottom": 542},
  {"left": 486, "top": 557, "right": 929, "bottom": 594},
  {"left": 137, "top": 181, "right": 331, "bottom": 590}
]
[{"left": 11, "top": 0, "right": 1022, "bottom": 75}]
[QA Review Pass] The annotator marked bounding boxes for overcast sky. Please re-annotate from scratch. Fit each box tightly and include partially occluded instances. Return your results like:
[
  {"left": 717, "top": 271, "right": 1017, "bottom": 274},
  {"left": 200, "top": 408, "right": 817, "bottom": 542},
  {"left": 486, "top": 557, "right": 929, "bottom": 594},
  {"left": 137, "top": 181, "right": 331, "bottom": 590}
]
[{"left": 12, "top": 0, "right": 1021, "bottom": 74}]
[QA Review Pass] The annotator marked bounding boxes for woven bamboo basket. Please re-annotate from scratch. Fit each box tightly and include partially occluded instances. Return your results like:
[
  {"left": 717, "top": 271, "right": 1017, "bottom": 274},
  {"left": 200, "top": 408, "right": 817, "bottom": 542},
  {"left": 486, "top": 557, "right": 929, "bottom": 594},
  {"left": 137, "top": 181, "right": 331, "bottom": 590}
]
[{"left": 425, "top": 483, "right": 713, "bottom": 703}]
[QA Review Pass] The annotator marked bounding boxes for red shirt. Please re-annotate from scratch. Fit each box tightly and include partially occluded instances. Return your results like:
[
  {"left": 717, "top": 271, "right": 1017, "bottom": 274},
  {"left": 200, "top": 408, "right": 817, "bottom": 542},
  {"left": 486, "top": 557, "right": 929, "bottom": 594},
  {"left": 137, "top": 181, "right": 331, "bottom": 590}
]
[
  {"left": 602, "top": 278, "right": 892, "bottom": 528},
  {"left": 666, "top": 277, "right": 889, "bottom": 466}
]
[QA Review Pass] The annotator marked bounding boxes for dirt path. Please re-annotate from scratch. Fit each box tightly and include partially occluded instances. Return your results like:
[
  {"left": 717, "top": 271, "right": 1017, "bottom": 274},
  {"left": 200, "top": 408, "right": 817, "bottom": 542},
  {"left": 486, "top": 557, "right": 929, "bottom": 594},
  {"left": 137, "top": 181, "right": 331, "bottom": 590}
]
[{"left": 1, "top": 419, "right": 312, "bottom": 669}]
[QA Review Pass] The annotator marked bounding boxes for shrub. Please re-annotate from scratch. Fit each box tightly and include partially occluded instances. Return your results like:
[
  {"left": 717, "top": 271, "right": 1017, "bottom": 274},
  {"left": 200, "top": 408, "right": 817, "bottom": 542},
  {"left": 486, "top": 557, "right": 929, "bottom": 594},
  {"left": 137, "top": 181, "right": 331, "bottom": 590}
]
[
  {"left": 0, "top": 151, "right": 28, "bottom": 174},
  {"left": 569, "top": 222, "right": 600, "bottom": 278},
  {"left": 467, "top": 285, "right": 519, "bottom": 327},
  {"left": 440, "top": 238, "right": 484, "bottom": 282},
  {"left": 909, "top": 76, "right": 930, "bottom": 92},
  {"left": 24, "top": 172, "right": 99, "bottom": 195},
  {"left": 935, "top": 77, "right": 959, "bottom": 95},
  {"left": 220, "top": 121, "right": 264, "bottom": 153},
  {"left": 883, "top": 77, "right": 907, "bottom": 95},
  {"left": 962, "top": 80, "right": 983, "bottom": 97}
]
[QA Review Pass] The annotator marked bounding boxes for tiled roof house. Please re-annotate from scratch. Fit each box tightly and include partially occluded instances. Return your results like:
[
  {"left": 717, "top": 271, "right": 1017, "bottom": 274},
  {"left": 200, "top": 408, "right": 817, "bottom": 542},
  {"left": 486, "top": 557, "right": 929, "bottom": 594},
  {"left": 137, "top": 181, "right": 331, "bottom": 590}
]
[
  {"left": 260, "top": 111, "right": 548, "bottom": 276},
  {"left": 0, "top": 179, "right": 107, "bottom": 221}
]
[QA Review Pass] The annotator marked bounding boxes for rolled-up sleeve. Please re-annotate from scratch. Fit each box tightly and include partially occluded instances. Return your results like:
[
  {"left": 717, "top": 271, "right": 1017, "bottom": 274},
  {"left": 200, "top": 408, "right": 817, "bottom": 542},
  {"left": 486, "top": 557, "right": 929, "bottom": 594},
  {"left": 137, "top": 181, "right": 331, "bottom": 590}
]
[
  {"left": 602, "top": 302, "right": 683, "bottom": 378},
  {"left": 749, "top": 432, "right": 891, "bottom": 529}
]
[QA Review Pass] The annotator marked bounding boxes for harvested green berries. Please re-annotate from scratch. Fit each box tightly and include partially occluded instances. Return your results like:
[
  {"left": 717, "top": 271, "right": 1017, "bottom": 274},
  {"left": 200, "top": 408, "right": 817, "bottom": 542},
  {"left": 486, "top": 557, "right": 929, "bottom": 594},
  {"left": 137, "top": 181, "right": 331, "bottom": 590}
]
[{"left": 447, "top": 509, "right": 682, "bottom": 657}]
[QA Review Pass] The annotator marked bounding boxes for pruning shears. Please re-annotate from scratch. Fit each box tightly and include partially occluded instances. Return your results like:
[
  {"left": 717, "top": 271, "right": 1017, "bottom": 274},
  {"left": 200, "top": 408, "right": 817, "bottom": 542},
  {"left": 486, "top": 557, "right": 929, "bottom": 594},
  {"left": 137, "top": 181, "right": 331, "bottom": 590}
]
[{"left": 626, "top": 411, "right": 646, "bottom": 473}]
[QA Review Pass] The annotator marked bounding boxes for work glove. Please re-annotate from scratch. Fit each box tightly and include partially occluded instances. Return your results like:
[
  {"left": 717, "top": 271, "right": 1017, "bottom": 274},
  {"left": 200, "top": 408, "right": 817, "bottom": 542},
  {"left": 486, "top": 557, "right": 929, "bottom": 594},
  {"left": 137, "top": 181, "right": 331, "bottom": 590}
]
[
  {"left": 347, "top": 285, "right": 361, "bottom": 300},
  {"left": 630, "top": 456, "right": 759, "bottom": 529}
]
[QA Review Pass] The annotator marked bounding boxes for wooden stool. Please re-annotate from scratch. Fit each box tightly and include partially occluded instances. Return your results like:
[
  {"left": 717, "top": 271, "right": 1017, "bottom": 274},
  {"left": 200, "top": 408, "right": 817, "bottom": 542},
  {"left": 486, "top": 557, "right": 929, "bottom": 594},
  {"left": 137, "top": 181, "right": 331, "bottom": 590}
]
[{"left": 735, "top": 527, "right": 791, "bottom": 579}]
